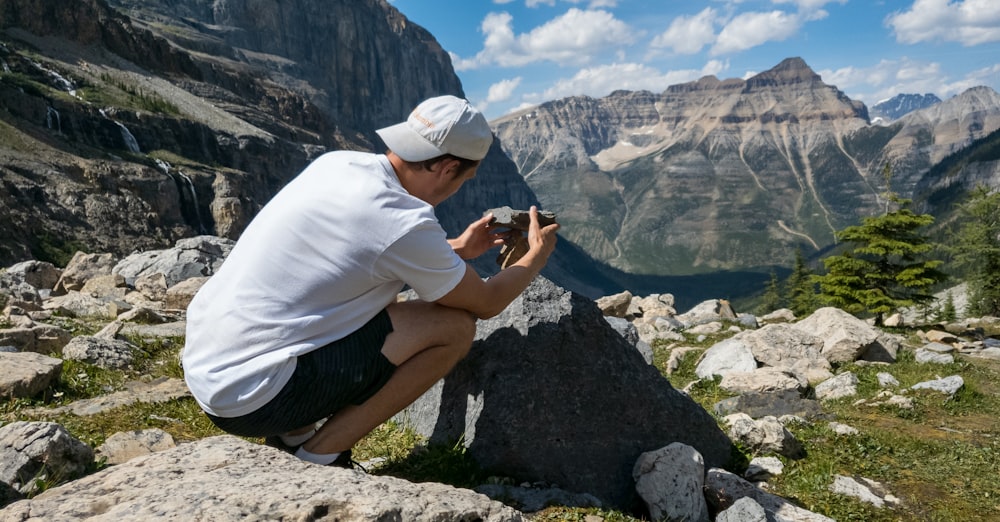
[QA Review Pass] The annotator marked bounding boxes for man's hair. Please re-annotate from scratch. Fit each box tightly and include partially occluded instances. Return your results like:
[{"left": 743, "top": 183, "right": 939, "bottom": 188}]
[{"left": 416, "top": 154, "right": 481, "bottom": 178}]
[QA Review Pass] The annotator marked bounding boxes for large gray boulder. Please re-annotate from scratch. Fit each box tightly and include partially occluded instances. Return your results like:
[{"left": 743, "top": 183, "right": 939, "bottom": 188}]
[
  {"left": 112, "top": 236, "right": 234, "bottom": 287},
  {"left": 0, "top": 436, "right": 522, "bottom": 521},
  {"left": 396, "top": 277, "right": 733, "bottom": 509},
  {"left": 0, "top": 422, "right": 94, "bottom": 495}
]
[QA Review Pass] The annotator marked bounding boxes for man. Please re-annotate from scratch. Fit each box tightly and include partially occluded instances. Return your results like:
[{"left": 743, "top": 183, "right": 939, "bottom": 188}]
[{"left": 182, "top": 95, "right": 559, "bottom": 467}]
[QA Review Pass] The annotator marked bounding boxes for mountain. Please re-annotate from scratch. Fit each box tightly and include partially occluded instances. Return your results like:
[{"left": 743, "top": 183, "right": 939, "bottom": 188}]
[
  {"left": 0, "top": 0, "right": 619, "bottom": 297},
  {"left": 492, "top": 58, "right": 1000, "bottom": 281},
  {"left": 871, "top": 93, "right": 942, "bottom": 122}
]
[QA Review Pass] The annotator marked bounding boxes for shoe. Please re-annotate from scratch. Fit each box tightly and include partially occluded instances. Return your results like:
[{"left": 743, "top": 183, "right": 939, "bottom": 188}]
[
  {"left": 263, "top": 435, "right": 299, "bottom": 454},
  {"left": 329, "top": 449, "right": 366, "bottom": 472}
]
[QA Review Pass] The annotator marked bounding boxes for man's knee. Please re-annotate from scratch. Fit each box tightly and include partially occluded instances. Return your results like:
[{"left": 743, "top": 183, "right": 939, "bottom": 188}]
[{"left": 442, "top": 305, "right": 476, "bottom": 357}]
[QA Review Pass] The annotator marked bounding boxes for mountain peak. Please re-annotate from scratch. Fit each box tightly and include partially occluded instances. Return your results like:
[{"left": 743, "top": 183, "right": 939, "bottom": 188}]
[{"left": 747, "top": 57, "right": 821, "bottom": 87}]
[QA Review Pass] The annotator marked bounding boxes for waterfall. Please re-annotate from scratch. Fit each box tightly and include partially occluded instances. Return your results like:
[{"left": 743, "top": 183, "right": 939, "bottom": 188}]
[
  {"left": 178, "top": 171, "right": 207, "bottom": 234},
  {"left": 30, "top": 59, "right": 79, "bottom": 98},
  {"left": 155, "top": 160, "right": 208, "bottom": 234},
  {"left": 115, "top": 121, "right": 141, "bottom": 153},
  {"left": 46, "top": 106, "right": 62, "bottom": 133}
]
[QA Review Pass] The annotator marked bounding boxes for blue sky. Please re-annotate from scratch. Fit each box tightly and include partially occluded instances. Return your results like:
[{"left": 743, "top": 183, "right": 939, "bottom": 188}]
[{"left": 387, "top": 0, "right": 1000, "bottom": 120}]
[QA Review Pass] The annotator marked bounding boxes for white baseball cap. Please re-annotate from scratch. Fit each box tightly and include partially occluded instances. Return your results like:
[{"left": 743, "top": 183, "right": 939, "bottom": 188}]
[{"left": 376, "top": 95, "right": 493, "bottom": 162}]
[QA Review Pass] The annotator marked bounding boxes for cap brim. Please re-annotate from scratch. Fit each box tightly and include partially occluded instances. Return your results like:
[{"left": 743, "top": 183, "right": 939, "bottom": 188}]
[{"left": 376, "top": 122, "right": 445, "bottom": 162}]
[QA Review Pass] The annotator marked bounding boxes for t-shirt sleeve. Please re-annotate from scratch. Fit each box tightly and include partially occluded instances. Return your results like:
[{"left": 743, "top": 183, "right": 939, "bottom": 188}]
[{"left": 377, "top": 223, "right": 467, "bottom": 302}]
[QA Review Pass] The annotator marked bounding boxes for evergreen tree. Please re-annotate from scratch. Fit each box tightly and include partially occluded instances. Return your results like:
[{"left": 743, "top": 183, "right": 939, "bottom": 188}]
[
  {"left": 786, "top": 249, "right": 818, "bottom": 317},
  {"left": 815, "top": 194, "right": 947, "bottom": 326},
  {"left": 757, "top": 270, "right": 783, "bottom": 314},
  {"left": 952, "top": 186, "right": 1000, "bottom": 317},
  {"left": 935, "top": 291, "right": 957, "bottom": 323}
]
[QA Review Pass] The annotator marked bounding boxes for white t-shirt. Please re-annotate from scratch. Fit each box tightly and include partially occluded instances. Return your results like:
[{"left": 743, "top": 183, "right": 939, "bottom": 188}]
[{"left": 182, "top": 151, "right": 467, "bottom": 417}]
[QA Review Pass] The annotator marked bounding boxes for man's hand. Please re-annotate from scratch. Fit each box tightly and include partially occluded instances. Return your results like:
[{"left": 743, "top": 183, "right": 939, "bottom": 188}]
[
  {"left": 448, "top": 213, "right": 507, "bottom": 260},
  {"left": 522, "top": 205, "right": 559, "bottom": 266}
]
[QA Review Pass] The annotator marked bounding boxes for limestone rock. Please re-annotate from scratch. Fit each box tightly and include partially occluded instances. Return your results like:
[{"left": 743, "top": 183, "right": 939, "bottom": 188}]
[
  {"left": 95, "top": 429, "right": 176, "bottom": 465},
  {"left": 632, "top": 443, "right": 709, "bottom": 522},
  {"left": 604, "top": 316, "right": 653, "bottom": 364},
  {"left": 911, "top": 375, "right": 964, "bottom": 396},
  {"left": 915, "top": 348, "right": 954, "bottom": 364},
  {"left": 724, "top": 414, "right": 804, "bottom": 459},
  {"left": 719, "top": 367, "right": 806, "bottom": 396},
  {"left": 792, "top": 307, "right": 879, "bottom": 363},
  {"left": 164, "top": 276, "right": 208, "bottom": 310},
  {"left": 2, "top": 261, "right": 60, "bottom": 291},
  {"left": 112, "top": 236, "right": 234, "bottom": 287},
  {"left": 830, "top": 475, "right": 901, "bottom": 508},
  {"left": 61, "top": 336, "right": 143, "bottom": 369},
  {"left": 396, "top": 277, "right": 732, "bottom": 508},
  {"left": 52, "top": 252, "right": 117, "bottom": 295},
  {"left": 596, "top": 290, "right": 633, "bottom": 317},
  {"left": 24, "top": 377, "right": 190, "bottom": 417},
  {"left": 0, "top": 421, "right": 94, "bottom": 495},
  {"left": 0, "top": 436, "right": 523, "bottom": 521},
  {"left": 705, "top": 468, "right": 835, "bottom": 522},
  {"left": 0, "top": 352, "right": 62, "bottom": 399},
  {"left": 814, "top": 372, "right": 859, "bottom": 401},
  {"left": 695, "top": 337, "right": 757, "bottom": 379},
  {"left": 744, "top": 456, "right": 784, "bottom": 482},
  {"left": 716, "top": 496, "right": 768, "bottom": 522}
]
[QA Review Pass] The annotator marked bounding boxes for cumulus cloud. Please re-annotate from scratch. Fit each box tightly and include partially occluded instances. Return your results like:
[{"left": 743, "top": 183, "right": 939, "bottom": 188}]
[
  {"left": 813, "top": 57, "right": 990, "bottom": 106},
  {"left": 650, "top": 8, "right": 718, "bottom": 55},
  {"left": 454, "top": 9, "right": 636, "bottom": 70},
  {"left": 711, "top": 10, "right": 802, "bottom": 54},
  {"left": 522, "top": 60, "right": 728, "bottom": 102},
  {"left": 887, "top": 0, "right": 1000, "bottom": 46}
]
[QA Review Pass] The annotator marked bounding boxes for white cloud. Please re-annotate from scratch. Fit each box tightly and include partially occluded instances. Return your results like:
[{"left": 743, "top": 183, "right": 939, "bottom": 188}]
[
  {"left": 525, "top": 0, "right": 617, "bottom": 7},
  {"left": 493, "top": 0, "right": 516, "bottom": 4},
  {"left": 814, "top": 57, "right": 995, "bottom": 106},
  {"left": 650, "top": 8, "right": 718, "bottom": 55},
  {"left": 487, "top": 77, "right": 523, "bottom": 103},
  {"left": 887, "top": 0, "right": 1000, "bottom": 46},
  {"left": 454, "top": 9, "right": 637, "bottom": 70},
  {"left": 771, "top": 0, "right": 845, "bottom": 16},
  {"left": 711, "top": 10, "right": 802, "bottom": 54},
  {"left": 523, "top": 60, "right": 728, "bottom": 102}
]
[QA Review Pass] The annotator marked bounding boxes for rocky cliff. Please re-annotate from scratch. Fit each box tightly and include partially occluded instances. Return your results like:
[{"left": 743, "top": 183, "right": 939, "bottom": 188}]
[
  {"left": 492, "top": 58, "right": 1000, "bottom": 278},
  {"left": 0, "top": 0, "right": 617, "bottom": 296}
]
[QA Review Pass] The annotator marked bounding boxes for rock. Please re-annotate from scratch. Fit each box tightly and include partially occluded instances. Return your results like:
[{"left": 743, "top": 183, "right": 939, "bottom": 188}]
[
  {"left": 877, "top": 372, "right": 900, "bottom": 388},
  {"left": 595, "top": 290, "right": 632, "bottom": 317},
  {"left": 829, "top": 475, "right": 901, "bottom": 508},
  {"left": 396, "top": 277, "right": 733, "bottom": 509},
  {"left": 713, "top": 390, "right": 827, "bottom": 421},
  {"left": 0, "top": 352, "right": 62, "bottom": 399},
  {"left": 164, "top": 276, "right": 209, "bottom": 310},
  {"left": 744, "top": 456, "right": 784, "bottom": 481},
  {"left": 724, "top": 414, "right": 804, "bottom": 459},
  {"left": 922, "top": 341, "right": 955, "bottom": 353},
  {"left": 95, "top": 429, "right": 176, "bottom": 465},
  {"left": 3, "top": 261, "right": 60, "bottom": 291},
  {"left": 719, "top": 367, "right": 806, "bottom": 396},
  {"left": 627, "top": 293, "right": 676, "bottom": 318},
  {"left": 632, "top": 443, "right": 709, "bottom": 522},
  {"left": 61, "top": 336, "right": 143, "bottom": 370},
  {"left": 828, "top": 422, "right": 859, "bottom": 436},
  {"left": 792, "top": 307, "right": 879, "bottom": 363},
  {"left": 52, "top": 252, "right": 117, "bottom": 295},
  {"left": 694, "top": 338, "right": 757, "bottom": 379},
  {"left": 915, "top": 349, "right": 954, "bottom": 364},
  {"left": 925, "top": 330, "right": 958, "bottom": 344},
  {"left": 0, "top": 480, "right": 23, "bottom": 510},
  {"left": 715, "top": 496, "right": 768, "bottom": 522},
  {"left": 687, "top": 321, "right": 723, "bottom": 335},
  {"left": 883, "top": 313, "right": 903, "bottom": 327},
  {"left": 860, "top": 331, "right": 901, "bottom": 363},
  {"left": 676, "top": 299, "right": 737, "bottom": 327},
  {"left": 0, "top": 421, "right": 94, "bottom": 495},
  {"left": 665, "top": 346, "right": 700, "bottom": 375},
  {"left": 732, "top": 323, "right": 832, "bottom": 383},
  {"left": 705, "top": 468, "right": 835, "bottom": 522},
  {"left": 134, "top": 272, "right": 169, "bottom": 301},
  {"left": 24, "top": 377, "right": 190, "bottom": 417},
  {"left": 760, "top": 308, "right": 796, "bottom": 324},
  {"left": 911, "top": 375, "right": 964, "bottom": 396},
  {"left": 43, "top": 291, "right": 117, "bottom": 319},
  {"left": 814, "top": 372, "right": 859, "bottom": 401},
  {"left": 604, "top": 316, "right": 653, "bottom": 364},
  {"left": 0, "top": 436, "right": 523, "bottom": 521},
  {"left": 112, "top": 236, "right": 235, "bottom": 287}
]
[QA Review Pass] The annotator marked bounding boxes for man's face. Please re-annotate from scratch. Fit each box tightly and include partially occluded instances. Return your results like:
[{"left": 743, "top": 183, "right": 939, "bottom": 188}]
[{"left": 433, "top": 165, "right": 477, "bottom": 205}]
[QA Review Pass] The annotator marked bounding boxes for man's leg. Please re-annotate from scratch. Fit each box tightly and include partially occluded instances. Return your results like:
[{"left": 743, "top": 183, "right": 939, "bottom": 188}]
[{"left": 301, "top": 300, "right": 476, "bottom": 455}]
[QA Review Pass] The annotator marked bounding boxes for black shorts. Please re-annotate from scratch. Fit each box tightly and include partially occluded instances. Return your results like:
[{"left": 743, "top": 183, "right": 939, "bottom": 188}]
[{"left": 206, "top": 309, "right": 397, "bottom": 437}]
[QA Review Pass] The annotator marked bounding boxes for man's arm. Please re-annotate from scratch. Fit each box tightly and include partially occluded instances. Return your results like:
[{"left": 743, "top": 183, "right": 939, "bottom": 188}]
[{"left": 436, "top": 206, "right": 559, "bottom": 319}]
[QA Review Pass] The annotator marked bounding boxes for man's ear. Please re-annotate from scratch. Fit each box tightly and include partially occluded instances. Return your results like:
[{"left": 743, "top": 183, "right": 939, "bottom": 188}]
[{"left": 437, "top": 158, "right": 462, "bottom": 179}]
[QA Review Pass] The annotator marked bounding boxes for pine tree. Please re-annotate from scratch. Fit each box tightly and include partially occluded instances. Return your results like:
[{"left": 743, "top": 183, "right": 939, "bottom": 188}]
[
  {"left": 815, "top": 193, "right": 947, "bottom": 326},
  {"left": 757, "top": 270, "right": 783, "bottom": 314},
  {"left": 786, "top": 249, "right": 818, "bottom": 317},
  {"left": 952, "top": 186, "right": 1000, "bottom": 317}
]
